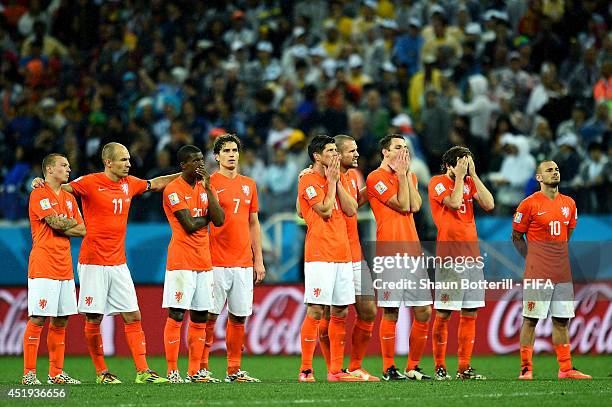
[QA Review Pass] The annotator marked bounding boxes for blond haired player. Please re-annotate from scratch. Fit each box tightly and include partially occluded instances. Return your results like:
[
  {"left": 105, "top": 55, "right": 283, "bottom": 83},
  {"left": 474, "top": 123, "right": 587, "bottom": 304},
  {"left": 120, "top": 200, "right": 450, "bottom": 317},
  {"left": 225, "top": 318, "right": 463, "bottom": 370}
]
[
  {"left": 32, "top": 142, "right": 179, "bottom": 383},
  {"left": 23, "top": 154, "right": 85, "bottom": 385}
]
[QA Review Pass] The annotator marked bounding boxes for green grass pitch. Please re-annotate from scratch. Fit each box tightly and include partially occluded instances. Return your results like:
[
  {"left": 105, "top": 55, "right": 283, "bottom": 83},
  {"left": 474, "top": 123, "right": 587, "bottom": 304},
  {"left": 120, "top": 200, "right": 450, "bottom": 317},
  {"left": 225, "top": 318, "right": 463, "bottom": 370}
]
[{"left": 1, "top": 354, "right": 611, "bottom": 406}]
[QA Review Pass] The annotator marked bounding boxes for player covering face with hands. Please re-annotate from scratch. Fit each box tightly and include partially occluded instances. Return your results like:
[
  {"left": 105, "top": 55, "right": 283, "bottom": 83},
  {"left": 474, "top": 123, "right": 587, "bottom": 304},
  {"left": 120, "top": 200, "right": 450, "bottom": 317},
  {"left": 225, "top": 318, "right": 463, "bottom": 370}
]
[
  {"left": 162, "top": 145, "right": 224, "bottom": 383},
  {"left": 366, "top": 135, "right": 432, "bottom": 381},
  {"left": 428, "top": 146, "right": 494, "bottom": 380}
]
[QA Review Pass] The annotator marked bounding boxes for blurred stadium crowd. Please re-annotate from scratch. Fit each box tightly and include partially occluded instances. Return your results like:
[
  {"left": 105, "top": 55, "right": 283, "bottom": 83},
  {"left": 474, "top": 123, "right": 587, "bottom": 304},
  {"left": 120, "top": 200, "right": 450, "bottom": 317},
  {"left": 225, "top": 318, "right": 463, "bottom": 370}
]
[{"left": 0, "top": 0, "right": 610, "bottom": 226}]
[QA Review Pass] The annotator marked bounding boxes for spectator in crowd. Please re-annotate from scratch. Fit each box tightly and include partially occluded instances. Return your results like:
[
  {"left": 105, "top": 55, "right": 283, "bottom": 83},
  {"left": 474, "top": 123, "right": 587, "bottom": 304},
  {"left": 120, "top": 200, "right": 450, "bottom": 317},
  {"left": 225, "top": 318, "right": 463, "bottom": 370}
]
[
  {"left": 0, "top": 0, "right": 609, "bottom": 222},
  {"left": 572, "top": 142, "right": 609, "bottom": 213}
]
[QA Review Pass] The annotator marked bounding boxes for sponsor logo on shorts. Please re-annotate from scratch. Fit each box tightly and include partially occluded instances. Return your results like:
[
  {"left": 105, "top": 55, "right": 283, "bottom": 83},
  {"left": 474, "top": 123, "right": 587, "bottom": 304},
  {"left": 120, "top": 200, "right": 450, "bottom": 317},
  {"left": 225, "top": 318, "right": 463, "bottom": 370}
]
[
  {"left": 175, "top": 291, "right": 183, "bottom": 303},
  {"left": 313, "top": 288, "right": 321, "bottom": 298},
  {"left": 38, "top": 298, "right": 47, "bottom": 309},
  {"left": 527, "top": 301, "right": 536, "bottom": 312},
  {"left": 85, "top": 296, "right": 93, "bottom": 306}
]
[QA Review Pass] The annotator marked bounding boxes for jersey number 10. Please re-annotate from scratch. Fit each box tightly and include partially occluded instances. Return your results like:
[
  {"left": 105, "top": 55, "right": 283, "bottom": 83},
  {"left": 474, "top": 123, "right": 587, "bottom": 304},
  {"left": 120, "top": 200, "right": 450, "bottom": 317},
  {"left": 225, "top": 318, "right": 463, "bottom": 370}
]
[{"left": 548, "top": 220, "right": 561, "bottom": 236}]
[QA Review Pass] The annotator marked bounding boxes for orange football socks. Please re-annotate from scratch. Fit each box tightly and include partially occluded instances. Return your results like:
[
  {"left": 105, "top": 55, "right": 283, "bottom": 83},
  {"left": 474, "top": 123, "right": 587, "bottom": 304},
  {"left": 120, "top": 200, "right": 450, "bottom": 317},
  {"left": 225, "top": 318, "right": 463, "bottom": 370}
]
[
  {"left": 457, "top": 315, "right": 476, "bottom": 372},
  {"left": 380, "top": 318, "right": 396, "bottom": 371},
  {"left": 23, "top": 321, "right": 43, "bottom": 374},
  {"left": 200, "top": 319, "right": 215, "bottom": 370},
  {"left": 328, "top": 315, "right": 347, "bottom": 374},
  {"left": 432, "top": 315, "right": 449, "bottom": 369},
  {"left": 555, "top": 343, "right": 572, "bottom": 372},
  {"left": 164, "top": 318, "right": 182, "bottom": 373},
  {"left": 124, "top": 321, "right": 148, "bottom": 372},
  {"left": 318, "top": 317, "right": 331, "bottom": 369},
  {"left": 407, "top": 320, "right": 429, "bottom": 371},
  {"left": 187, "top": 321, "right": 206, "bottom": 376},
  {"left": 520, "top": 345, "right": 533, "bottom": 371},
  {"left": 300, "top": 315, "right": 320, "bottom": 372},
  {"left": 348, "top": 318, "right": 374, "bottom": 371},
  {"left": 47, "top": 323, "right": 66, "bottom": 377},
  {"left": 84, "top": 321, "right": 107, "bottom": 374},
  {"left": 226, "top": 320, "right": 245, "bottom": 375}
]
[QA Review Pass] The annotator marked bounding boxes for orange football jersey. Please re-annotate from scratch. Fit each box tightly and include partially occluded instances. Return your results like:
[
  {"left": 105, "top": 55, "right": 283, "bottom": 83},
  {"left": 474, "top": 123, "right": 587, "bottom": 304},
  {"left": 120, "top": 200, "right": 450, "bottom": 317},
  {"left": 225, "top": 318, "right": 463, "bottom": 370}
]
[
  {"left": 298, "top": 171, "right": 351, "bottom": 263},
  {"left": 163, "top": 176, "right": 213, "bottom": 271},
  {"left": 366, "top": 168, "right": 420, "bottom": 256},
  {"left": 69, "top": 172, "right": 147, "bottom": 265},
  {"left": 209, "top": 172, "right": 258, "bottom": 267},
  {"left": 28, "top": 185, "right": 83, "bottom": 280},
  {"left": 428, "top": 174, "right": 480, "bottom": 258},
  {"left": 513, "top": 191, "right": 577, "bottom": 283},
  {"left": 340, "top": 169, "right": 362, "bottom": 262}
]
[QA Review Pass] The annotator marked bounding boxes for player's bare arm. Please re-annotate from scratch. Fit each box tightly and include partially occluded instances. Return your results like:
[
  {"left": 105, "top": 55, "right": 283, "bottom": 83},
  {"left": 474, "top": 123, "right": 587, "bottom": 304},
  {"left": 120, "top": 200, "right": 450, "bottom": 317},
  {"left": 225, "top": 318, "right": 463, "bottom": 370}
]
[
  {"left": 468, "top": 156, "right": 495, "bottom": 211},
  {"left": 31, "top": 177, "right": 74, "bottom": 194},
  {"left": 443, "top": 157, "right": 468, "bottom": 210},
  {"left": 173, "top": 209, "right": 212, "bottom": 234},
  {"left": 336, "top": 180, "right": 357, "bottom": 217},
  {"left": 386, "top": 149, "right": 412, "bottom": 213},
  {"left": 198, "top": 168, "right": 225, "bottom": 227},
  {"left": 63, "top": 223, "right": 86, "bottom": 237},
  {"left": 511, "top": 230, "right": 528, "bottom": 258},
  {"left": 146, "top": 172, "right": 181, "bottom": 192},
  {"left": 249, "top": 212, "right": 266, "bottom": 284},
  {"left": 357, "top": 186, "right": 368, "bottom": 207},
  {"left": 44, "top": 215, "right": 78, "bottom": 231},
  {"left": 407, "top": 172, "right": 422, "bottom": 212}
]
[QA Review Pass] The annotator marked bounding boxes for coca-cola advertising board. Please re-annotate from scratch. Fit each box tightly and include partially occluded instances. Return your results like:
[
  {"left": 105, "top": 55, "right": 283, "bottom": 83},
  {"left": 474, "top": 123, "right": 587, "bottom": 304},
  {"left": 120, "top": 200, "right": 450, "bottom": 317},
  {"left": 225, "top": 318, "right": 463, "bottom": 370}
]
[{"left": 0, "top": 284, "right": 610, "bottom": 356}]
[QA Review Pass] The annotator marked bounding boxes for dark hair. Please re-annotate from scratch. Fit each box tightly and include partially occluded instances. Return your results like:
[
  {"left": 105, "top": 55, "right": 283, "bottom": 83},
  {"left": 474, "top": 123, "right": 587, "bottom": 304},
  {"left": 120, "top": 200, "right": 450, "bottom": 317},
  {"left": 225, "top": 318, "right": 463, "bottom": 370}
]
[
  {"left": 42, "top": 153, "right": 67, "bottom": 176},
  {"left": 213, "top": 134, "right": 242, "bottom": 155},
  {"left": 308, "top": 135, "right": 335, "bottom": 162},
  {"left": 379, "top": 134, "right": 404, "bottom": 151},
  {"left": 535, "top": 159, "right": 556, "bottom": 174},
  {"left": 441, "top": 146, "right": 472, "bottom": 172},
  {"left": 177, "top": 145, "right": 202, "bottom": 164}
]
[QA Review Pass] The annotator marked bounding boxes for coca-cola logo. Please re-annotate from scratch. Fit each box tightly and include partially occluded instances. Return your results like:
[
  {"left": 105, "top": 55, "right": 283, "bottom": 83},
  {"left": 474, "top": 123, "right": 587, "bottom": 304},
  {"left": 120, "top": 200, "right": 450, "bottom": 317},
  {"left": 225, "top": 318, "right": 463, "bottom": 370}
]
[
  {"left": 210, "top": 287, "right": 305, "bottom": 355},
  {"left": 0, "top": 289, "right": 28, "bottom": 355},
  {"left": 488, "top": 284, "right": 612, "bottom": 354}
]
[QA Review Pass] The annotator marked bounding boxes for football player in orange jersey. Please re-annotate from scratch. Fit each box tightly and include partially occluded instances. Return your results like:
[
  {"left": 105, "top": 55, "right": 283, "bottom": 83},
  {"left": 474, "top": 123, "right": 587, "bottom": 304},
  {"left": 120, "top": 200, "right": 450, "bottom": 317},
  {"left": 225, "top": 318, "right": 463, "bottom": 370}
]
[
  {"left": 201, "top": 134, "right": 265, "bottom": 383},
  {"left": 299, "top": 135, "right": 379, "bottom": 381},
  {"left": 32, "top": 142, "right": 179, "bottom": 384},
  {"left": 512, "top": 160, "right": 591, "bottom": 380},
  {"left": 428, "top": 146, "right": 494, "bottom": 380},
  {"left": 366, "top": 135, "right": 433, "bottom": 381},
  {"left": 297, "top": 135, "right": 360, "bottom": 382},
  {"left": 23, "top": 154, "right": 85, "bottom": 385},
  {"left": 162, "top": 145, "right": 224, "bottom": 383}
]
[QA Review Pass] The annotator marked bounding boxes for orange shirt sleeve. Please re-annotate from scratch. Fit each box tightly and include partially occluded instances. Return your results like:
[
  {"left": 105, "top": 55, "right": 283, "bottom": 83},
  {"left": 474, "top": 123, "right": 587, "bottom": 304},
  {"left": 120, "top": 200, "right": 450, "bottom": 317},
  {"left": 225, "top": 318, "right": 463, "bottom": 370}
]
[
  {"left": 299, "top": 174, "right": 325, "bottom": 208},
  {"left": 512, "top": 198, "right": 532, "bottom": 233},
  {"left": 569, "top": 199, "right": 577, "bottom": 229},
  {"left": 250, "top": 180, "right": 259, "bottom": 213},
  {"left": 69, "top": 174, "right": 91, "bottom": 197},
  {"left": 128, "top": 175, "right": 148, "bottom": 197},
  {"left": 429, "top": 176, "right": 451, "bottom": 204},
  {"left": 164, "top": 183, "right": 189, "bottom": 214},
  {"left": 366, "top": 171, "right": 395, "bottom": 204},
  {"left": 30, "top": 189, "right": 56, "bottom": 220}
]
